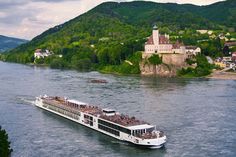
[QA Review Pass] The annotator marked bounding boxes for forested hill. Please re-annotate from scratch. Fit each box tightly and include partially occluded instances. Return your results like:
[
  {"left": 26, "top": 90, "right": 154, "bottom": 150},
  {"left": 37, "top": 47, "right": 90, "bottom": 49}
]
[
  {"left": 185, "top": 0, "right": 236, "bottom": 28},
  {"left": 3, "top": 0, "right": 236, "bottom": 72},
  {"left": 0, "top": 35, "right": 28, "bottom": 52}
]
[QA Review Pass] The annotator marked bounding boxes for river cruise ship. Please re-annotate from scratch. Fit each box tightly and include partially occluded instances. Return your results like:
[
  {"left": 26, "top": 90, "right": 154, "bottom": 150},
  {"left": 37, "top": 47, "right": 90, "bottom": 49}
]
[{"left": 35, "top": 95, "right": 167, "bottom": 149}]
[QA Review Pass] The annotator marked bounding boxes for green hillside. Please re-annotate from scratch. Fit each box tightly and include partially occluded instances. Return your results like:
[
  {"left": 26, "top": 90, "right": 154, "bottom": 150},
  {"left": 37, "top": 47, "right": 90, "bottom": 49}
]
[
  {"left": 187, "top": 0, "right": 236, "bottom": 29},
  {"left": 2, "top": 0, "right": 236, "bottom": 73},
  {"left": 0, "top": 35, "right": 28, "bottom": 52}
]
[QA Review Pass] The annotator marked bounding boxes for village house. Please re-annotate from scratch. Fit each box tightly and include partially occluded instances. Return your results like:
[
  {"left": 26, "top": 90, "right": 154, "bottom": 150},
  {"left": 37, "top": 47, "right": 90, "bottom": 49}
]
[
  {"left": 197, "top": 30, "right": 208, "bottom": 34},
  {"left": 214, "top": 53, "right": 236, "bottom": 69},
  {"left": 223, "top": 56, "right": 232, "bottom": 62},
  {"left": 232, "top": 52, "right": 236, "bottom": 62},
  {"left": 218, "top": 33, "right": 228, "bottom": 40},
  {"left": 185, "top": 46, "right": 201, "bottom": 59},
  {"left": 224, "top": 41, "right": 236, "bottom": 48},
  {"left": 34, "top": 49, "right": 53, "bottom": 59},
  {"left": 214, "top": 62, "right": 226, "bottom": 68}
]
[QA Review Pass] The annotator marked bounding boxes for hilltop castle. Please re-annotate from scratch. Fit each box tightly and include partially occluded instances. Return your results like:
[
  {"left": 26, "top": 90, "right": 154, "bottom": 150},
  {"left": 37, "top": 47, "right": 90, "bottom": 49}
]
[
  {"left": 142, "top": 26, "right": 201, "bottom": 67},
  {"left": 144, "top": 25, "right": 186, "bottom": 55}
]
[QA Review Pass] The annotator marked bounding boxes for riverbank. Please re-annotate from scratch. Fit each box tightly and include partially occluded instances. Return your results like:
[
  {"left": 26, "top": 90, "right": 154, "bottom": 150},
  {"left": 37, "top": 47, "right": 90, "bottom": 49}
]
[{"left": 207, "top": 70, "right": 236, "bottom": 80}]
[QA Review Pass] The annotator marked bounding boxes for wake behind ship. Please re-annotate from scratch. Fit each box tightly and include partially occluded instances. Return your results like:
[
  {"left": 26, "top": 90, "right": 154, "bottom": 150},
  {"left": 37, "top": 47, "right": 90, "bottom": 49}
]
[{"left": 35, "top": 95, "right": 167, "bottom": 149}]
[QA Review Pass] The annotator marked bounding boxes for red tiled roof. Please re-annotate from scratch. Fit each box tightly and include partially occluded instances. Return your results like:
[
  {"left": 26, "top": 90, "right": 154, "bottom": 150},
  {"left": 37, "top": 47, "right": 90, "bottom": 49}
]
[
  {"left": 35, "top": 49, "right": 42, "bottom": 53},
  {"left": 225, "top": 42, "right": 236, "bottom": 47},
  {"left": 146, "top": 35, "right": 154, "bottom": 44},
  {"left": 159, "top": 35, "right": 169, "bottom": 44},
  {"left": 146, "top": 35, "right": 170, "bottom": 45}
]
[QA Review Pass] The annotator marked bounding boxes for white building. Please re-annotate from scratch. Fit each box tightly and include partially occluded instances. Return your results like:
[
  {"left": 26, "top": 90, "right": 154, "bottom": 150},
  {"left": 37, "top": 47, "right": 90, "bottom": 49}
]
[
  {"left": 185, "top": 46, "right": 201, "bottom": 59},
  {"left": 142, "top": 26, "right": 202, "bottom": 67},
  {"left": 197, "top": 30, "right": 208, "bottom": 34},
  {"left": 144, "top": 25, "right": 185, "bottom": 56},
  {"left": 34, "top": 49, "right": 53, "bottom": 59},
  {"left": 143, "top": 26, "right": 188, "bottom": 66}
]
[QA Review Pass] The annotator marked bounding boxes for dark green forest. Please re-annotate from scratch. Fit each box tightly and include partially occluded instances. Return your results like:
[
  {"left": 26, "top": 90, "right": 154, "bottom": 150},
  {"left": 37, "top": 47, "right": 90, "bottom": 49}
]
[
  {"left": 0, "top": 126, "right": 12, "bottom": 157},
  {"left": 2, "top": 0, "right": 236, "bottom": 74}
]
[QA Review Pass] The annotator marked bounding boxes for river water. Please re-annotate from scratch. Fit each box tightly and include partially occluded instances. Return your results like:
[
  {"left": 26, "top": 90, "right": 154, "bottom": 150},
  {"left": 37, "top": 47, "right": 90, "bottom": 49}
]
[{"left": 0, "top": 61, "right": 236, "bottom": 157}]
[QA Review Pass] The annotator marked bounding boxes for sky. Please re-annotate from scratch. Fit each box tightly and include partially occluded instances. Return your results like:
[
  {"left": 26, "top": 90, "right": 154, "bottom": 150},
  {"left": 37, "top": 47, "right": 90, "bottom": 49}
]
[{"left": 0, "top": 0, "right": 224, "bottom": 40}]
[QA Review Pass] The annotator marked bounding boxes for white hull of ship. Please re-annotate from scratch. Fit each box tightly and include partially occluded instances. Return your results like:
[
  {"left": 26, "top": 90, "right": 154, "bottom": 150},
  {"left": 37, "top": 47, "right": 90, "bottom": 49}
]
[{"left": 35, "top": 97, "right": 166, "bottom": 149}]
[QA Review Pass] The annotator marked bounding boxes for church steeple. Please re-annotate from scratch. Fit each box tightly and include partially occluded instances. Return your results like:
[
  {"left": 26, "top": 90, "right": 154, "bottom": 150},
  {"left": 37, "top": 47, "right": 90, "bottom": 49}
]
[
  {"left": 152, "top": 25, "right": 159, "bottom": 45},
  {"left": 153, "top": 25, "right": 158, "bottom": 30}
]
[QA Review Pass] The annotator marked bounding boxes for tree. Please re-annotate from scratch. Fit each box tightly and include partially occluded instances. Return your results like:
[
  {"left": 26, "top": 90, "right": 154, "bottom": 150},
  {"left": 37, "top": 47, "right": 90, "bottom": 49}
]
[
  {"left": 50, "top": 58, "right": 67, "bottom": 69},
  {"left": 0, "top": 126, "right": 12, "bottom": 157},
  {"left": 75, "top": 58, "right": 92, "bottom": 71},
  {"left": 223, "top": 46, "right": 230, "bottom": 56},
  {"left": 34, "top": 57, "right": 45, "bottom": 64},
  {"left": 178, "top": 54, "right": 212, "bottom": 77},
  {"left": 148, "top": 54, "right": 162, "bottom": 65},
  {"left": 97, "top": 48, "right": 110, "bottom": 65}
]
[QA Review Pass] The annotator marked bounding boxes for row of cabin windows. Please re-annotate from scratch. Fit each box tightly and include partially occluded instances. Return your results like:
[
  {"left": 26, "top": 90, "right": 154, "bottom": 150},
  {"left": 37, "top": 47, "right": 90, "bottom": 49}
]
[
  {"left": 47, "top": 105, "right": 79, "bottom": 120},
  {"left": 98, "top": 124, "right": 120, "bottom": 136},
  {"left": 98, "top": 119, "right": 131, "bottom": 135}
]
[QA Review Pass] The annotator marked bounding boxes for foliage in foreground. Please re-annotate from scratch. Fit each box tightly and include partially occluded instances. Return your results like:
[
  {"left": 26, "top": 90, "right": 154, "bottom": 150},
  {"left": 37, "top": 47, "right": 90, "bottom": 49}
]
[{"left": 0, "top": 126, "right": 12, "bottom": 157}]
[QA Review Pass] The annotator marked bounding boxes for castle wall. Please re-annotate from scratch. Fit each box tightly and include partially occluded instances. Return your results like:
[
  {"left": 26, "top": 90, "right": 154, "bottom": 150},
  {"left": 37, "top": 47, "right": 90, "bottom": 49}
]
[
  {"left": 142, "top": 53, "right": 186, "bottom": 67},
  {"left": 160, "top": 53, "right": 187, "bottom": 67},
  {"left": 145, "top": 45, "right": 157, "bottom": 53}
]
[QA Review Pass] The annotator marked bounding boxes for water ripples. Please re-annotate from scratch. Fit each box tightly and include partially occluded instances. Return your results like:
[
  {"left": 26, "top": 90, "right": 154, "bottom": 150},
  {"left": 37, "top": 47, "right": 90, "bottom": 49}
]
[{"left": 0, "top": 62, "right": 236, "bottom": 157}]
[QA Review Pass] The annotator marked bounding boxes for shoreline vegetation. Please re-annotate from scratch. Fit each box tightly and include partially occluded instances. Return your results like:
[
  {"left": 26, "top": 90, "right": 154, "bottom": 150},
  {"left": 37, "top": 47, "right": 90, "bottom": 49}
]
[
  {"left": 1, "top": 60, "right": 236, "bottom": 80},
  {"left": 177, "top": 54, "right": 215, "bottom": 78},
  {"left": 0, "top": 126, "right": 12, "bottom": 157}
]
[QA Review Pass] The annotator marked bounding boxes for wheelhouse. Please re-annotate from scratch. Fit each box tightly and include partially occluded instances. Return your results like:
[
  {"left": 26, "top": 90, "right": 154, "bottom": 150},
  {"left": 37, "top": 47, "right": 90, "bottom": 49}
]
[{"left": 127, "top": 124, "right": 157, "bottom": 139}]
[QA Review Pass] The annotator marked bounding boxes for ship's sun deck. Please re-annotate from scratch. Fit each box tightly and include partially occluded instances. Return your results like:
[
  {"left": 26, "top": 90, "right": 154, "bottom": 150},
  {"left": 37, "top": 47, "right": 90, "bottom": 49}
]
[{"left": 42, "top": 96, "right": 149, "bottom": 127}]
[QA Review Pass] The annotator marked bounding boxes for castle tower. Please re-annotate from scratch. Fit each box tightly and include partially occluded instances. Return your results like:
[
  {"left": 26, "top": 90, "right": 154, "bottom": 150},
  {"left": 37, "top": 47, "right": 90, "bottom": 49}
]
[{"left": 152, "top": 25, "right": 159, "bottom": 45}]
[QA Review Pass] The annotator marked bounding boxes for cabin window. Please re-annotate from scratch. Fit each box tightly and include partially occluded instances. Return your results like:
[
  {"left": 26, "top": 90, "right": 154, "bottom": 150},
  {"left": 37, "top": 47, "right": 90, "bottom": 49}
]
[
  {"left": 84, "top": 114, "right": 93, "bottom": 126},
  {"left": 98, "top": 119, "right": 131, "bottom": 135},
  {"left": 98, "top": 124, "right": 120, "bottom": 136},
  {"left": 146, "top": 127, "right": 155, "bottom": 133}
]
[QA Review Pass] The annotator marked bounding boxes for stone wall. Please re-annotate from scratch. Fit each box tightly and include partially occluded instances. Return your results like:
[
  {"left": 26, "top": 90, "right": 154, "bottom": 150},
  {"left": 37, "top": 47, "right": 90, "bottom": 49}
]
[
  {"left": 140, "top": 61, "right": 178, "bottom": 77},
  {"left": 160, "top": 53, "right": 187, "bottom": 67},
  {"left": 142, "top": 53, "right": 187, "bottom": 67}
]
